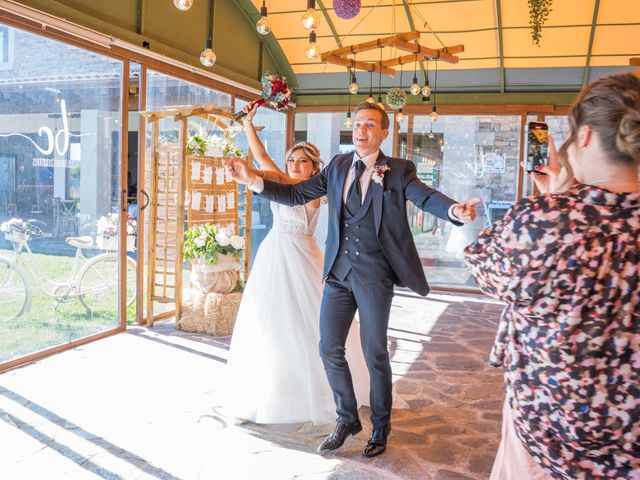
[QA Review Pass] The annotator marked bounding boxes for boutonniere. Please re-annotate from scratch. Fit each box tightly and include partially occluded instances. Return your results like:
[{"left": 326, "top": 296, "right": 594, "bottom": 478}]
[{"left": 372, "top": 164, "right": 390, "bottom": 186}]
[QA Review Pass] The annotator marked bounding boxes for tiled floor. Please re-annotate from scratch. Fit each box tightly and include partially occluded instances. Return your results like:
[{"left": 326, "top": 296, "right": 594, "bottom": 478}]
[{"left": 0, "top": 291, "right": 505, "bottom": 480}]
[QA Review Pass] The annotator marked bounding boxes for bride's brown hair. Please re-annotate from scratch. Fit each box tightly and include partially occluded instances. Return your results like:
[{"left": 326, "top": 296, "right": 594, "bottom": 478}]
[{"left": 284, "top": 142, "right": 323, "bottom": 176}]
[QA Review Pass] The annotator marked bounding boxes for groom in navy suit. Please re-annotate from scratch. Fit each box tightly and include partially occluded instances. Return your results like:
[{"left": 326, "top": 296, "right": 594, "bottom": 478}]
[{"left": 227, "top": 102, "right": 478, "bottom": 457}]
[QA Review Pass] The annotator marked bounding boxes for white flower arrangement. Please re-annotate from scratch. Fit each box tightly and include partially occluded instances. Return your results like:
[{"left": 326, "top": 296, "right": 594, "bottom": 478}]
[{"left": 183, "top": 223, "right": 244, "bottom": 264}]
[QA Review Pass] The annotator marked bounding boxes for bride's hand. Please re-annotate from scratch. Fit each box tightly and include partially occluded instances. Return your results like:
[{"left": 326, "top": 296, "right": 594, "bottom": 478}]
[{"left": 241, "top": 103, "right": 258, "bottom": 126}]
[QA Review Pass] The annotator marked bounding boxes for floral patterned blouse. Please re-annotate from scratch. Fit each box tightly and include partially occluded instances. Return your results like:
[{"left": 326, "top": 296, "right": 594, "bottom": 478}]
[{"left": 464, "top": 184, "right": 640, "bottom": 480}]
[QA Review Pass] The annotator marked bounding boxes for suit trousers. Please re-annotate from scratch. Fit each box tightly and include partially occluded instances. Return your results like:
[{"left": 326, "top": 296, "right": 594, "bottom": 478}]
[{"left": 319, "top": 270, "right": 395, "bottom": 428}]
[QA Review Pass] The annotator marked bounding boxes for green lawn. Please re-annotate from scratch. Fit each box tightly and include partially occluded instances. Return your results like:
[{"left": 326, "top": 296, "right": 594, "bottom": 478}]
[{"left": 0, "top": 247, "right": 137, "bottom": 363}]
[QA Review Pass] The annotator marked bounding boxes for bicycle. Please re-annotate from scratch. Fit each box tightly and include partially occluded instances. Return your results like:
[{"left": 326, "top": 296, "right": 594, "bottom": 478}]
[{"left": 0, "top": 219, "right": 136, "bottom": 322}]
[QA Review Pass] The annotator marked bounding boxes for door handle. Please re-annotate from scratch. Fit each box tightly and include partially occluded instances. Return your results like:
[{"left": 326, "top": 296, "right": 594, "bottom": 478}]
[
  {"left": 140, "top": 189, "right": 150, "bottom": 211},
  {"left": 121, "top": 189, "right": 127, "bottom": 213}
]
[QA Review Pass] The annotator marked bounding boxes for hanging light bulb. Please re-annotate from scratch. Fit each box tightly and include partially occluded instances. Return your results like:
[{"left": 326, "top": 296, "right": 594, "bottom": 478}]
[
  {"left": 305, "top": 31, "right": 320, "bottom": 61},
  {"left": 301, "top": 0, "right": 321, "bottom": 31},
  {"left": 344, "top": 111, "right": 353, "bottom": 128},
  {"left": 422, "top": 59, "right": 431, "bottom": 99},
  {"left": 422, "top": 80, "right": 431, "bottom": 98},
  {"left": 366, "top": 70, "right": 374, "bottom": 103},
  {"left": 366, "top": 96, "right": 375, "bottom": 104},
  {"left": 410, "top": 53, "right": 420, "bottom": 95},
  {"left": 376, "top": 95, "right": 384, "bottom": 111},
  {"left": 256, "top": 1, "right": 271, "bottom": 35},
  {"left": 410, "top": 75, "right": 420, "bottom": 95},
  {"left": 349, "top": 72, "right": 359, "bottom": 94},
  {"left": 200, "top": 0, "right": 216, "bottom": 66},
  {"left": 200, "top": 43, "right": 217, "bottom": 66},
  {"left": 396, "top": 108, "right": 405, "bottom": 123},
  {"left": 173, "top": 0, "right": 193, "bottom": 11},
  {"left": 430, "top": 105, "right": 439, "bottom": 122}
]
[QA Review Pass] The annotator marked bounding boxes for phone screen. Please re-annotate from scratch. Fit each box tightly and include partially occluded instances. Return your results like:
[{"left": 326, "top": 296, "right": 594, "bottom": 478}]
[{"left": 526, "top": 122, "right": 549, "bottom": 172}]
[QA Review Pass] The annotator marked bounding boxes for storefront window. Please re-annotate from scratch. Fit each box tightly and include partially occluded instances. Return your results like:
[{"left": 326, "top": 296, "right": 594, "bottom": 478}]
[
  {"left": 406, "top": 115, "right": 522, "bottom": 288},
  {"left": 0, "top": 25, "right": 126, "bottom": 363}
]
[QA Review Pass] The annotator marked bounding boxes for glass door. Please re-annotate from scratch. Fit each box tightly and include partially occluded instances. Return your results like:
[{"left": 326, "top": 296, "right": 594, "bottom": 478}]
[{"left": 0, "top": 24, "right": 129, "bottom": 366}]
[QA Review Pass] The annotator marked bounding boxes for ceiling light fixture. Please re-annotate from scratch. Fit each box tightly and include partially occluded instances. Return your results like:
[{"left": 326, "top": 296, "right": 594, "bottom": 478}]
[
  {"left": 301, "top": 0, "right": 321, "bottom": 31},
  {"left": 256, "top": 0, "right": 271, "bottom": 35},
  {"left": 200, "top": 0, "right": 216, "bottom": 67}
]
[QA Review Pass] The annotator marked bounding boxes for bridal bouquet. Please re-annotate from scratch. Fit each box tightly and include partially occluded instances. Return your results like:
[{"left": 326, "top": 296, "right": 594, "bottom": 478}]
[{"left": 233, "top": 73, "right": 296, "bottom": 121}]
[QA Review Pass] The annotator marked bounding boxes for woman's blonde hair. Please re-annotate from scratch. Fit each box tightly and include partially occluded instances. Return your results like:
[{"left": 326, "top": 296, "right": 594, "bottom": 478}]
[
  {"left": 558, "top": 73, "right": 640, "bottom": 178},
  {"left": 284, "top": 142, "right": 323, "bottom": 176}
]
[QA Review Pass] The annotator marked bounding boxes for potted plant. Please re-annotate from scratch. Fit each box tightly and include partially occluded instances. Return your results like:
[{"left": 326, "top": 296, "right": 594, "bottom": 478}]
[
  {"left": 96, "top": 213, "right": 137, "bottom": 251},
  {"left": 183, "top": 223, "right": 244, "bottom": 294}
]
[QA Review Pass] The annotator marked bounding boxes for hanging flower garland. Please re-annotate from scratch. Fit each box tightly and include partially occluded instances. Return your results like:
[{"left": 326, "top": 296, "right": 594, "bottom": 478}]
[
  {"left": 334, "top": 0, "right": 361, "bottom": 20},
  {"left": 528, "top": 0, "right": 553, "bottom": 46},
  {"left": 385, "top": 87, "right": 407, "bottom": 110}
]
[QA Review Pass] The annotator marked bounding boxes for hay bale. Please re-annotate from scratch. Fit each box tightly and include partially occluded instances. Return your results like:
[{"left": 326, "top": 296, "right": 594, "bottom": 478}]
[{"left": 178, "top": 289, "right": 242, "bottom": 336}]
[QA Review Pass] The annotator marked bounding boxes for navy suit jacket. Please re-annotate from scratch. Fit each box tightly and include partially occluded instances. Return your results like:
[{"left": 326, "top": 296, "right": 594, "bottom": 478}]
[{"left": 258, "top": 151, "right": 461, "bottom": 296}]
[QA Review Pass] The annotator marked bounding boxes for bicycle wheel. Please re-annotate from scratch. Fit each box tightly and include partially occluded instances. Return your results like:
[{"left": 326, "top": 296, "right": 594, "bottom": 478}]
[
  {"left": 0, "top": 257, "right": 30, "bottom": 321},
  {"left": 78, "top": 253, "right": 137, "bottom": 316}
]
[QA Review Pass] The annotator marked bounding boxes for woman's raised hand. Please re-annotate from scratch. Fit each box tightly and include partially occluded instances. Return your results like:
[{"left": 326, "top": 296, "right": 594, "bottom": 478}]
[
  {"left": 530, "top": 136, "right": 574, "bottom": 193},
  {"left": 241, "top": 102, "right": 259, "bottom": 126}
]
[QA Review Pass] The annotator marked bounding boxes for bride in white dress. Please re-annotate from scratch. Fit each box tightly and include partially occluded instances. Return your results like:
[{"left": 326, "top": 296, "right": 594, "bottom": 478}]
[{"left": 225, "top": 105, "right": 369, "bottom": 425}]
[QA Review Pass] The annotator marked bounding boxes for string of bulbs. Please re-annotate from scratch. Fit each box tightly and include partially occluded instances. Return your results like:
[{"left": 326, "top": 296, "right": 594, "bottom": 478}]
[{"left": 172, "top": 1, "right": 440, "bottom": 127}]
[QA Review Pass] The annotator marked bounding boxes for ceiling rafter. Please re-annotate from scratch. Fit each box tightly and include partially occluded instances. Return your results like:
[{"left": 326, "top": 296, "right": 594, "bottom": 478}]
[
  {"left": 316, "top": 0, "right": 344, "bottom": 50},
  {"left": 495, "top": 0, "right": 505, "bottom": 93},
  {"left": 582, "top": 0, "right": 601, "bottom": 87},
  {"left": 234, "top": 0, "right": 299, "bottom": 88}
]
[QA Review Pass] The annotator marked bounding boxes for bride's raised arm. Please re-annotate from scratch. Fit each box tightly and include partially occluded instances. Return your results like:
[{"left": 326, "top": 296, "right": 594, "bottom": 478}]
[{"left": 241, "top": 103, "right": 284, "bottom": 176}]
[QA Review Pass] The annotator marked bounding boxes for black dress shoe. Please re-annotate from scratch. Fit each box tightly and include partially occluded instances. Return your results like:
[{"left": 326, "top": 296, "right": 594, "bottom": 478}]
[
  {"left": 317, "top": 420, "right": 362, "bottom": 453},
  {"left": 362, "top": 424, "right": 391, "bottom": 458}
]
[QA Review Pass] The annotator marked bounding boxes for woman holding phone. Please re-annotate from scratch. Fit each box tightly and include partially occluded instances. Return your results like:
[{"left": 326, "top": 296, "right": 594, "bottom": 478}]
[{"left": 465, "top": 73, "right": 640, "bottom": 479}]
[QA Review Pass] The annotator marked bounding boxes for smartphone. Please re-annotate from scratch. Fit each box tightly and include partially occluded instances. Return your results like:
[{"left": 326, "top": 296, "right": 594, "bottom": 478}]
[{"left": 526, "top": 121, "right": 549, "bottom": 173}]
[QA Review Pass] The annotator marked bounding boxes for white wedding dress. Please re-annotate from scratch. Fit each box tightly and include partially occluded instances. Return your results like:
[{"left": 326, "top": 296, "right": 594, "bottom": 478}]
[{"left": 226, "top": 202, "right": 370, "bottom": 425}]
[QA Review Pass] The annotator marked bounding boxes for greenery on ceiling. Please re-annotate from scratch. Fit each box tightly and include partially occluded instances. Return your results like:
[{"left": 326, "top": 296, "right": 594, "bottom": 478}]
[{"left": 528, "top": 0, "right": 553, "bottom": 46}]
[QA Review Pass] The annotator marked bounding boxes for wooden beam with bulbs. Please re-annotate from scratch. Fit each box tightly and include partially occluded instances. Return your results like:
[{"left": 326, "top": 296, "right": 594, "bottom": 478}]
[{"left": 320, "top": 31, "right": 463, "bottom": 77}]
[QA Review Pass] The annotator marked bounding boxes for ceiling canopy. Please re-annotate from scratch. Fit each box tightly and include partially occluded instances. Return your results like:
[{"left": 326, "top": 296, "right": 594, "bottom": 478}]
[{"left": 246, "top": 0, "right": 640, "bottom": 94}]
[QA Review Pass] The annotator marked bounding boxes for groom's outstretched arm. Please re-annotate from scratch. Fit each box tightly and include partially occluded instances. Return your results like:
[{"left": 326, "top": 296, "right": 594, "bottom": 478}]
[
  {"left": 226, "top": 157, "right": 329, "bottom": 206},
  {"left": 259, "top": 168, "right": 328, "bottom": 206},
  {"left": 401, "top": 160, "right": 463, "bottom": 225}
]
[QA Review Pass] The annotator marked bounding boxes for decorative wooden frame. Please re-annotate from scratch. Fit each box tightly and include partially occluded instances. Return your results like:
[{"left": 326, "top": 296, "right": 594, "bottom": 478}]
[
  {"left": 321, "top": 31, "right": 464, "bottom": 76},
  {"left": 139, "top": 106, "right": 252, "bottom": 326}
]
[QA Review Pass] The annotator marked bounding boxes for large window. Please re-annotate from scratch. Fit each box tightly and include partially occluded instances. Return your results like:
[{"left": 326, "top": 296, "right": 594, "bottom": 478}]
[
  {"left": 0, "top": 25, "right": 126, "bottom": 363},
  {"left": 403, "top": 115, "right": 522, "bottom": 288}
]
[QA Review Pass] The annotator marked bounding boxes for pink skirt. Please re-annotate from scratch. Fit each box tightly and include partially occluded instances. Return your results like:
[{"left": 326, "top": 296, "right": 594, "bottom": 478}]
[{"left": 489, "top": 400, "right": 553, "bottom": 480}]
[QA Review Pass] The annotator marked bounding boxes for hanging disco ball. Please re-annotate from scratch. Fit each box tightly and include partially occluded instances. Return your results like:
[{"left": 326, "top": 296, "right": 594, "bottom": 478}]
[{"left": 333, "top": 0, "right": 361, "bottom": 20}]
